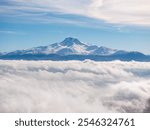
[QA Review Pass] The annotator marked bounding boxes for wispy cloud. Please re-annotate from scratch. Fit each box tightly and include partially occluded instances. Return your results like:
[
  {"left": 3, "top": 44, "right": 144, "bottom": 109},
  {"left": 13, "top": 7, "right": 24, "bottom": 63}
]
[
  {"left": 0, "top": 0, "right": 150, "bottom": 27},
  {"left": 0, "top": 30, "right": 26, "bottom": 35},
  {"left": 0, "top": 30, "right": 16, "bottom": 34}
]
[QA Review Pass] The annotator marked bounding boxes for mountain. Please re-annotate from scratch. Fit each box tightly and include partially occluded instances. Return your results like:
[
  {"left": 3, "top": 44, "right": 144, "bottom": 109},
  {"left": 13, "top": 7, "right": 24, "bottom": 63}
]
[
  {"left": 6, "top": 37, "right": 117, "bottom": 56},
  {"left": 0, "top": 37, "right": 150, "bottom": 61}
]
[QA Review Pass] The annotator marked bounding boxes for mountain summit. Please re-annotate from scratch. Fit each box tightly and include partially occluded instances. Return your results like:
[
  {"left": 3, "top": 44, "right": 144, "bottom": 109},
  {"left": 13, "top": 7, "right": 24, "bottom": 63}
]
[{"left": 60, "top": 37, "right": 84, "bottom": 46}]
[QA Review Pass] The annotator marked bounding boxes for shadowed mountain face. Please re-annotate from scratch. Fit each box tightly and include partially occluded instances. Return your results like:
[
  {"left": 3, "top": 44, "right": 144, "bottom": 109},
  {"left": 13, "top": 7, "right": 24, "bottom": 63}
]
[{"left": 0, "top": 37, "right": 150, "bottom": 61}]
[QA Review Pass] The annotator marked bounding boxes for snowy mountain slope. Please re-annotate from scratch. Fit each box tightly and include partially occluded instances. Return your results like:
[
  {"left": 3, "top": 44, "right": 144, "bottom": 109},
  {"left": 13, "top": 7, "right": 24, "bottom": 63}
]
[{"left": 92, "top": 46, "right": 117, "bottom": 55}]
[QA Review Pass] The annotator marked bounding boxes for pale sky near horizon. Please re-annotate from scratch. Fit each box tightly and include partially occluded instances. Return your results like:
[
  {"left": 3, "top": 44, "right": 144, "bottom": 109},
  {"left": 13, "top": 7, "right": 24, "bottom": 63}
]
[{"left": 0, "top": 0, "right": 150, "bottom": 54}]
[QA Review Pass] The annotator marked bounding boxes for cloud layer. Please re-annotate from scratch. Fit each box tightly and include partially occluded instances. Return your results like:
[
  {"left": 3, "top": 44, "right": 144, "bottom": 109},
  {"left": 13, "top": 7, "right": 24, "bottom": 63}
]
[
  {"left": 0, "top": 60, "right": 150, "bottom": 113},
  {"left": 0, "top": 0, "right": 150, "bottom": 26}
]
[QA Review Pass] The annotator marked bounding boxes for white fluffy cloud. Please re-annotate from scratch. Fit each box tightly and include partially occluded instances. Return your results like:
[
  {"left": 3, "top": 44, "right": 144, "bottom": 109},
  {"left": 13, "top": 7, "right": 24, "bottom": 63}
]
[
  {"left": 0, "top": 60, "right": 150, "bottom": 112},
  {"left": 1, "top": 0, "right": 150, "bottom": 26}
]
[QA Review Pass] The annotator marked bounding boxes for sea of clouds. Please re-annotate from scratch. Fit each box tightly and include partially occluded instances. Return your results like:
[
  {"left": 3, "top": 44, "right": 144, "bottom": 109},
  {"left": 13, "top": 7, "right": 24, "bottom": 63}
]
[{"left": 0, "top": 60, "right": 150, "bottom": 113}]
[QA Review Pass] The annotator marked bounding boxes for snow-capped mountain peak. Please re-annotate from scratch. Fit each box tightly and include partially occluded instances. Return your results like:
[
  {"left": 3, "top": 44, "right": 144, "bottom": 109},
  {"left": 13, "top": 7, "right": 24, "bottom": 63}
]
[
  {"left": 6, "top": 37, "right": 119, "bottom": 56},
  {"left": 1, "top": 37, "right": 149, "bottom": 61},
  {"left": 60, "top": 37, "right": 84, "bottom": 47}
]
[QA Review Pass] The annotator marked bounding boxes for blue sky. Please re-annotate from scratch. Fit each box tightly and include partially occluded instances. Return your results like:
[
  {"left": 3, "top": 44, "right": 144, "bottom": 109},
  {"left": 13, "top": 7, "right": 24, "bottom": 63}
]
[{"left": 0, "top": 0, "right": 150, "bottom": 54}]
